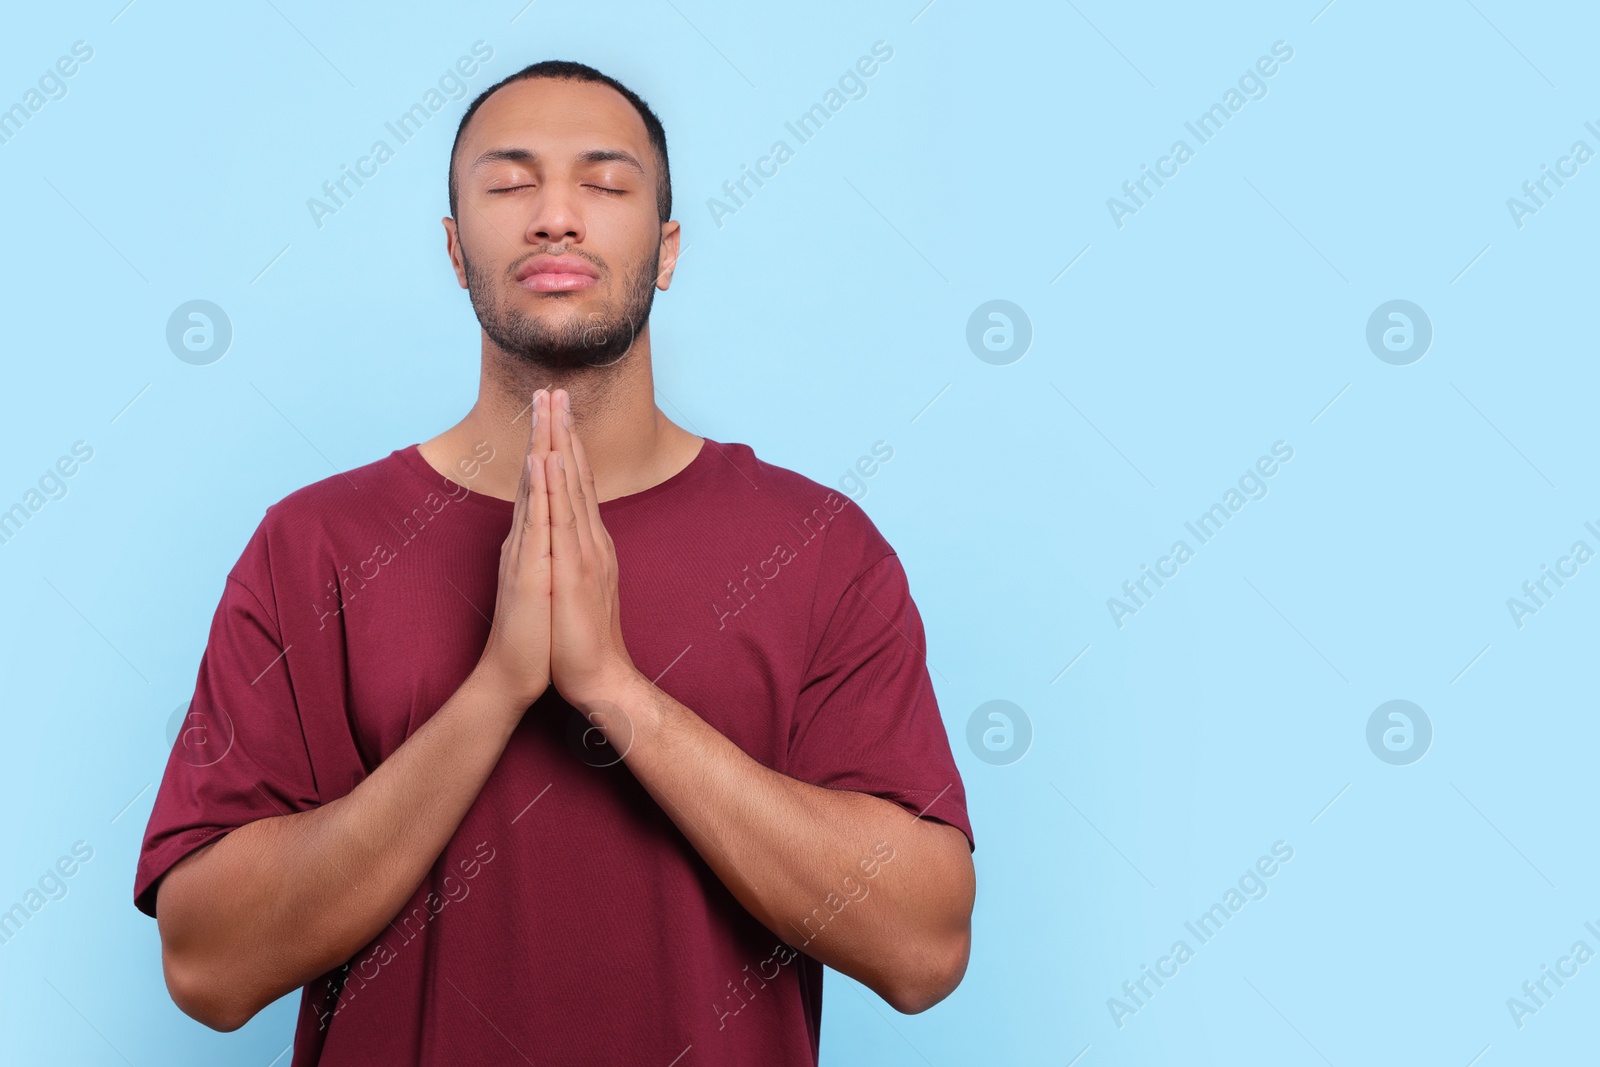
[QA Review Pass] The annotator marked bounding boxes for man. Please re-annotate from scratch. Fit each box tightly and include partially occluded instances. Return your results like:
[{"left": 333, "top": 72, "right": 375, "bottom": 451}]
[{"left": 136, "top": 59, "right": 975, "bottom": 1066}]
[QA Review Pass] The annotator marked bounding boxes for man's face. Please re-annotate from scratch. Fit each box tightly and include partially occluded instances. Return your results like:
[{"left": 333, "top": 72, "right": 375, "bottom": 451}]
[{"left": 446, "top": 77, "right": 676, "bottom": 371}]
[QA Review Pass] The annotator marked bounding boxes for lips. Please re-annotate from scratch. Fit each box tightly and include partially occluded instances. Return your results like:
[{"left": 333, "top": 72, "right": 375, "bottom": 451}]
[{"left": 517, "top": 255, "right": 599, "bottom": 293}]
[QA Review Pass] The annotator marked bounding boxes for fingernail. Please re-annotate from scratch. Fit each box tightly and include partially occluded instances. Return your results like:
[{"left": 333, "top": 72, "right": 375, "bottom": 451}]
[
  {"left": 561, "top": 391, "right": 571, "bottom": 413},
  {"left": 563, "top": 410, "right": 572, "bottom": 429},
  {"left": 557, "top": 453, "right": 565, "bottom": 470},
  {"left": 531, "top": 410, "right": 538, "bottom": 429}
]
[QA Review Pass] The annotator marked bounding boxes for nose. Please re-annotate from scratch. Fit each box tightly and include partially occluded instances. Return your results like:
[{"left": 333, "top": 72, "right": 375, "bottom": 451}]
[{"left": 524, "top": 179, "right": 584, "bottom": 245}]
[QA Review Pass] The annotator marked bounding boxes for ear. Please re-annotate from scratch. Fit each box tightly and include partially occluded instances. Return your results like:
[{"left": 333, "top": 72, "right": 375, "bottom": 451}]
[
  {"left": 655, "top": 219, "right": 682, "bottom": 291},
  {"left": 443, "top": 217, "right": 468, "bottom": 289}
]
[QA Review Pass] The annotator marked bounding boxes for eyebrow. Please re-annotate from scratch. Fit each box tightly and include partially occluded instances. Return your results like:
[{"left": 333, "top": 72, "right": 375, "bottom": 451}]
[{"left": 469, "top": 147, "right": 647, "bottom": 177}]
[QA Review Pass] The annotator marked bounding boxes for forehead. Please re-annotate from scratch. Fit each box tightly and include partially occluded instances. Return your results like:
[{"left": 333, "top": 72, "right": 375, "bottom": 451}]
[{"left": 460, "top": 77, "right": 652, "bottom": 175}]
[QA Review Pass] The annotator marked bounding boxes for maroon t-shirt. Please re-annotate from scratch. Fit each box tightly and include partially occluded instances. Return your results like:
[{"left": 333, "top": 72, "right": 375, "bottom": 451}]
[{"left": 135, "top": 436, "right": 974, "bottom": 1066}]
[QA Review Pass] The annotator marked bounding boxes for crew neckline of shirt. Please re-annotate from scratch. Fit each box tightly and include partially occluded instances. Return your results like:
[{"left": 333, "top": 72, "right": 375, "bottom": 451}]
[{"left": 393, "top": 436, "right": 718, "bottom": 518}]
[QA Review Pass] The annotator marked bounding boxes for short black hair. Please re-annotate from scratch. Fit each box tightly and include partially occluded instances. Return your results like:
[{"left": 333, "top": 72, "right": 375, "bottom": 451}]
[{"left": 447, "top": 60, "right": 671, "bottom": 225}]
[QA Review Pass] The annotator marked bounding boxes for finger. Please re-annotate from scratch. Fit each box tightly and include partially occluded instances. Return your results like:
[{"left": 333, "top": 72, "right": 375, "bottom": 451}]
[
  {"left": 528, "top": 434, "right": 552, "bottom": 577},
  {"left": 506, "top": 407, "right": 534, "bottom": 555},
  {"left": 551, "top": 389, "right": 593, "bottom": 551},
  {"left": 532, "top": 387, "right": 551, "bottom": 461},
  {"left": 514, "top": 393, "right": 549, "bottom": 540},
  {"left": 567, "top": 418, "right": 606, "bottom": 550},
  {"left": 546, "top": 449, "right": 582, "bottom": 573}
]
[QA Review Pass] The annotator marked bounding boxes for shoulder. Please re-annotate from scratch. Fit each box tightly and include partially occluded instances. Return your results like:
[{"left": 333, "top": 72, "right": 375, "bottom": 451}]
[
  {"left": 710, "top": 440, "right": 895, "bottom": 578},
  {"left": 261, "top": 446, "right": 421, "bottom": 531},
  {"left": 229, "top": 446, "right": 424, "bottom": 588}
]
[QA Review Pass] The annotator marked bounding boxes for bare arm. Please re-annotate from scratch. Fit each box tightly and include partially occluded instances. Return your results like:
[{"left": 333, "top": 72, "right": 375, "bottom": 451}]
[
  {"left": 157, "top": 400, "right": 556, "bottom": 1031},
  {"left": 158, "top": 669, "right": 526, "bottom": 1030},
  {"left": 540, "top": 390, "right": 975, "bottom": 1013},
  {"left": 617, "top": 674, "right": 975, "bottom": 1014}
]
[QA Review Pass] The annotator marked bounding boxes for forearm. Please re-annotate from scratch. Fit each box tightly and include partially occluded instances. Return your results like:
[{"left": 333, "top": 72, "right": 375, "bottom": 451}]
[
  {"left": 158, "top": 666, "right": 525, "bottom": 1030},
  {"left": 606, "top": 672, "right": 974, "bottom": 1013},
  {"left": 529, "top": 391, "right": 973, "bottom": 1008}
]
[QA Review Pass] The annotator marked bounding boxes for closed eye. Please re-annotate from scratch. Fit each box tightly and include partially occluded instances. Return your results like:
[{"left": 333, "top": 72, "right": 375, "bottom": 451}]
[{"left": 486, "top": 184, "right": 624, "bottom": 195}]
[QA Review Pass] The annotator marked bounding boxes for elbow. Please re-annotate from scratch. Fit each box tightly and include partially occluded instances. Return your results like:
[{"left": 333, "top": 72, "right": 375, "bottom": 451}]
[
  {"left": 155, "top": 868, "right": 268, "bottom": 1032},
  {"left": 162, "top": 948, "right": 261, "bottom": 1033},
  {"left": 883, "top": 928, "right": 971, "bottom": 1015}
]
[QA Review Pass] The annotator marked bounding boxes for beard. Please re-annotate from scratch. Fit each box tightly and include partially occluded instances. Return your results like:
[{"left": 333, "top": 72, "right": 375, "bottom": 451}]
[{"left": 463, "top": 239, "right": 658, "bottom": 371}]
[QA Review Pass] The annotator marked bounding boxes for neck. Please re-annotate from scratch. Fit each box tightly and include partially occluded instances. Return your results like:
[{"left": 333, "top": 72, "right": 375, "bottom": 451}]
[{"left": 419, "top": 323, "right": 701, "bottom": 504}]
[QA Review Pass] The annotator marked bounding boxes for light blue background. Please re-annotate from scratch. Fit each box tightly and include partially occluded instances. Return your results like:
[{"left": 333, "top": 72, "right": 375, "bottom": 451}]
[{"left": 2, "top": 1, "right": 1595, "bottom": 1064}]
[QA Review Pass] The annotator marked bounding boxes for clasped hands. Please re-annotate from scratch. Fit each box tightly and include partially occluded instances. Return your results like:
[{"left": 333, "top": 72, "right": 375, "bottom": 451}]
[{"left": 474, "top": 387, "right": 641, "bottom": 729}]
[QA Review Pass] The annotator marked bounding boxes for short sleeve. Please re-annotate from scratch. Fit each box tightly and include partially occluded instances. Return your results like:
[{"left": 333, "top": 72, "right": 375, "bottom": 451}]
[
  {"left": 133, "top": 520, "right": 321, "bottom": 917},
  {"left": 787, "top": 552, "right": 974, "bottom": 853}
]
